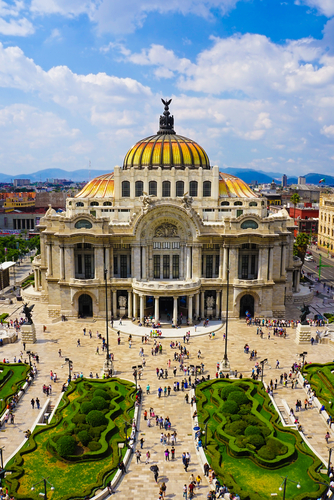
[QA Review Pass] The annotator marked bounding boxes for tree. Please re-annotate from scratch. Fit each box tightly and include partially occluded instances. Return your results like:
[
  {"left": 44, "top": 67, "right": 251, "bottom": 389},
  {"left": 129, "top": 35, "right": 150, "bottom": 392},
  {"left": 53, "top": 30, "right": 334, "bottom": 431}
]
[
  {"left": 290, "top": 193, "right": 300, "bottom": 223},
  {"left": 293, "top": 232, "right": 309, "bottom": 264}
]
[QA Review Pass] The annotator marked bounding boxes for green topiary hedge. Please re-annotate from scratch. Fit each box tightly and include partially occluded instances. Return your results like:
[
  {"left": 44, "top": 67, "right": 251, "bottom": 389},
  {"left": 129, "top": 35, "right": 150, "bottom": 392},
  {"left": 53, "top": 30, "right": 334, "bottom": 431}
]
[
  {"left": 91, "top": 396, "right": 109, "bottom": 411},
  {"left": 57, "top": 435, "right": 76, "bottom": 457},
  {"left": 77, "top": 430, "right": 91, "bottom": 447}
]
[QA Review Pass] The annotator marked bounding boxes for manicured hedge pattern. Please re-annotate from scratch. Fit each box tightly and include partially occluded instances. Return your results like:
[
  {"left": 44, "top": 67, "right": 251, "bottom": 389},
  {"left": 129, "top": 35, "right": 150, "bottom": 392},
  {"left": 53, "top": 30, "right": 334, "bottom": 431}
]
[
  {"left": 302, "top": 362, "right": 334, "bottom": 417},
  {"left": 196, "top": 379, "right": 326, "bottom": 500}
]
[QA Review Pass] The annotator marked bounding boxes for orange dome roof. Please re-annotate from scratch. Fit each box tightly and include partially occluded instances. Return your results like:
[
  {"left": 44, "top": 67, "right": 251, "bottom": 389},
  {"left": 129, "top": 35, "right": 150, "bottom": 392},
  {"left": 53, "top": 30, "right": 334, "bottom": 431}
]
[
  {"left": 75, "top": 173, "right": 114, "bottom": 198},
  {"left": 219, "top": 173, "right": 258, "bottom": 198},
  {"left": 123, "top": 134, "right": 210, "bottom": 170}
]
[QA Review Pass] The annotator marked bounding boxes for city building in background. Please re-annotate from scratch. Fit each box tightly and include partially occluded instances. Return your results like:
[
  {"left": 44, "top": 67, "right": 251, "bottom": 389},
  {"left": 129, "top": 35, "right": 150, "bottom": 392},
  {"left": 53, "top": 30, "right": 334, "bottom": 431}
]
[{"left": 318, "top": 194, "right": 334, "bottom": 255}]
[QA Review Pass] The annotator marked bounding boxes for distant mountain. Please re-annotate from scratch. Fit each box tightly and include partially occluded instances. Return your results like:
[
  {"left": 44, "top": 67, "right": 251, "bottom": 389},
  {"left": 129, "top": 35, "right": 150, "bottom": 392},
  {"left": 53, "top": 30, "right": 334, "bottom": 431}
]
[
  {"left": 0, "top": 168, "right": 111, "bottom": 183},
  {"left": 0, "top": 167, "right": 333, "bottom": 186}
]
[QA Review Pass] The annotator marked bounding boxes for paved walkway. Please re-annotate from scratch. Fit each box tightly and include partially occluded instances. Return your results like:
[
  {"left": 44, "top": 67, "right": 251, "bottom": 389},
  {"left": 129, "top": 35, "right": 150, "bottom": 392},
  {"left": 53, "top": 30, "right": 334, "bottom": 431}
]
[{"left": 1, "top": 303, "right": 334, "bottom": 499}]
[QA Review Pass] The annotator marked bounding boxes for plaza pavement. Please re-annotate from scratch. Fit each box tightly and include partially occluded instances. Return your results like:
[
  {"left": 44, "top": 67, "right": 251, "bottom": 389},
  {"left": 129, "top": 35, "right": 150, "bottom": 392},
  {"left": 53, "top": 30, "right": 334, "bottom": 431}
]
[{"left": 1, "top": 300, "right": 334, "bottom": 499}]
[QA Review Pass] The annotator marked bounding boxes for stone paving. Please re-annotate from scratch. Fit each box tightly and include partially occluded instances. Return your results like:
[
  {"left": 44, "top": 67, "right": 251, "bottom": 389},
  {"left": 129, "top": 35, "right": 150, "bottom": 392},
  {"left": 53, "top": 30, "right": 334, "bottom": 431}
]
[{"left": 1, "top": 301, "right": 334, "bottom": 499}]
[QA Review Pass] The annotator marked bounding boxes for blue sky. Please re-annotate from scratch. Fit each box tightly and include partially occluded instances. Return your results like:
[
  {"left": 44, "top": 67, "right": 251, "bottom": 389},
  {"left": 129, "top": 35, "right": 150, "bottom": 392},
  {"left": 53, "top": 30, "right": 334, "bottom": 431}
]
[{"left": 0, "top": 0, "right": 334, "bottom": 177}]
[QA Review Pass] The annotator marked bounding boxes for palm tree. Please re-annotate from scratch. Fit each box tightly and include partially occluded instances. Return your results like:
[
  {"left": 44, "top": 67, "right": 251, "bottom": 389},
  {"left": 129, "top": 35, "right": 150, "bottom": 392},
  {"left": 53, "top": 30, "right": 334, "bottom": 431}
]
[{"left": 290, "top": 193, "right": 301, "bottom": 226}]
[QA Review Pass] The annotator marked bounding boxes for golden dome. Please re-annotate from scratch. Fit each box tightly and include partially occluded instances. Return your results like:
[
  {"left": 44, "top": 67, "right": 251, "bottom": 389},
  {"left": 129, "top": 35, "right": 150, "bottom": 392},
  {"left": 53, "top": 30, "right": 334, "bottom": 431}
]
[
  {"left": 219, "top": 173, "right": 259, "bottom": 198},
  {"left": 123, "top": 134, "right": 210, "bottom": 170},
  {"left": 75, "top": 173, "right": 114, "bottom": 198},
  {"left": 123, "top": 98, "right": 210, "bottom": 170}
]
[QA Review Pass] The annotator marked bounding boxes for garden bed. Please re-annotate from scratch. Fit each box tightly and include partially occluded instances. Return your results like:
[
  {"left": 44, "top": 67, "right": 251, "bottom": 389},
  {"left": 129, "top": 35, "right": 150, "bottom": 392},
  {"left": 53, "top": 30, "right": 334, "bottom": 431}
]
[
  {"left": 4, "top": 377, "right": 136, "bottom": 500},
  {"left": 302, "top": 362, "right": 334, "bottom": 417},
  {"left": 0, "top": 362, "right": 30, "bottom": 416},
  {"left": 196, "top": 379, "right": 326, "bottom": 500}
]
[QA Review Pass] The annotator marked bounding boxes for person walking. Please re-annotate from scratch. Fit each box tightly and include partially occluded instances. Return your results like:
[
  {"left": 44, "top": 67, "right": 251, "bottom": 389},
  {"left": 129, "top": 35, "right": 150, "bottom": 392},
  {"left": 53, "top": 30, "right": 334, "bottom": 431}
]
[
  {"left": 31, "top": 398, "right": 35, "bottom": 409},
  {"left": 164, "top": 448, "right": 170, "bottom": 461},
  {"left": 135, "top": 449, "right": 141, "bottom": 463},
  {"left": 140, "top": 437, "right": 144, "bottom": 449},
  {"left": 154, "top": 466, "right": 159, "bottom": 483},
  {"left": 145, "top": 450, "right": 150, "bottom": 464},
  {"left": 183, "top": 484, "right": 188, "bottom": 499},
  {"left": 146, "top": 384, "right": 150, "bottom": 394},
  {"left": 36, "top": 398, "right": 40, "bottom": 409},
  {"left": 326, "top": 432, "right": 331, "bottom": 444}
]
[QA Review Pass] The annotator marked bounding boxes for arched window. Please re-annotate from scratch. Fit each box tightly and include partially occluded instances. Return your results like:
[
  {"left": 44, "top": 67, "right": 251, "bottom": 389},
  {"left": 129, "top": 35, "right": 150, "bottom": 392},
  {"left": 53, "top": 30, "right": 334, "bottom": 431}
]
[
  {"left": 103, "top": 201, "right": 112, "bottom": 206},
  {"left": 149, "top": 180, "right": 157, "bottom": 196},
  {"left": 189, "top": 181, "right": 198, "bottom": 197},
  {"left": 176, "top": 181, "right": 184, "bottom": 197},
  {"left": 75, "top": 220, "right": 92, "bottom": 229},
  {"left": 203, "top": 181, "right": 211, "bottom": 197},
  {"left": 162, "top": 181, "right": 171, "bottom": 197},
  {"left": 76, "top": 202, "right": 84, "bottom": 207},
  {"left": 90, "top": 201, "right": 99, "bottom": 206},
  {"left": 249, "top": 201, "right": 258, "bottom": 207},
  {"left": 122, "top": 181, "right": 130, "bottom": 198},
  {"left": 241, "top": 220, "right": 259, "bottom": 229},
  {"left": 221, "top": 201, "right": 229, "bottom": 206},
  {"left": 135, "top": 180, "right": 143, "bottom": 197},
  {"left": 234, "top": 201, "right": 242, "bottom": 206}
]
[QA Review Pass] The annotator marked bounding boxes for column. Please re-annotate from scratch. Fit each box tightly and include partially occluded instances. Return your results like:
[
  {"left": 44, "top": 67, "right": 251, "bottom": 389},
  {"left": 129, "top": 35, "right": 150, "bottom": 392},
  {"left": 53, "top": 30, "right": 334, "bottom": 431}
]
[
  {"left": 110, "top": 246, "right": 114, "bottom": 277},
  {"left": 133, "top": 246, "right": 141, "bottom": 280},
  {"left": 34, "top": 270, "right": 38, "bottom": 291},
  {"left": 154, "top": 296, "right": 159, "bottom": 321},
  {"left": 59, "top": 246, "right": 64, "bottom": 280},
  {"left": 128, "top": 291, "right": 132, "bottom": 318},
  {"left": 140, "top": 294, "right": 145, "bottom": 322},
  {"left": 216, "top": 291, "right": 220, "bottom": 319},
  {"left": 223, "top": 247, "right": 228, "bottom": 280},
  {"left": 188, "top": 295, "right": 193, "bottom": 325},
  {"left": 195, "top": 293, "right": 200, "bottom": 318},
  {"left": 141, "top": 246, "right": 147, "bottom": 279},
  {"left": 180, "top": 245, "right": 185, "bottom": 279},
  {"left": 173, "top": 296, "right": 178, "bottom": 326},
  {"left": 268, "top": 247, "right": 273, "bottom": 281},
  {"left": 281, "top": 245, "right": 286, "bottom": 277},
  {"left": 192, "top": 245, "right": 201, "bottom": 279},
  {"left": 258, "top": 247, "right": 263, "bottom": 280},
  {"left": 296, "top": 269, "right": 301, "bottom": 293},
  {"left": 133, "top": 292, "right": 138, "bottom": 319},
  {"left": 221, "top": 290, "right": 225, "bottom": 319},
  {"left": 47, "top": 244, "right": 52, "bottom": 276},
  {"left": 262, "top": 247, "right": 269, "bottom": 281},
  {"left": 105, "top": 247, "right": 110, "bottom": 276},
  {"left": 186, "top": 246, "right": 191, "bottom": 280},
  {"left": 201, "top": 291, "right": 205, "bottom": 317},
  {"left": 219, "top": 247, "right": 223, "bottom": 278},
  {"left": 112, "top": 290, "right": 117, "bottom": 318},
  {"left": 64, "top": 246, "right": 74, "bottom": 280},
  {"left": 94, "top": 247, "right": 104, "bottom": 280}
]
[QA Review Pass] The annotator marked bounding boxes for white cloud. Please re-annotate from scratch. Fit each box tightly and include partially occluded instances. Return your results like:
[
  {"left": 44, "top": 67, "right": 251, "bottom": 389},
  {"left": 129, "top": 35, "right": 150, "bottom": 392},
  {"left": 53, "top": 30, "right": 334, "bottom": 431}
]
[
  {"left": 321, "top": 124, "right": 334, "bottom": 136},
  {"left": 44, "top": 28, "right": 62, "bottom": 43},
  {"left": 297, "top": 0, "right": 334, "bottom": 17},
  {"left": 30, "top": 0, "right": 243, "bottom": 34},
  {"left": 0, "top": 1, "right": 34, "bottom": 36}
]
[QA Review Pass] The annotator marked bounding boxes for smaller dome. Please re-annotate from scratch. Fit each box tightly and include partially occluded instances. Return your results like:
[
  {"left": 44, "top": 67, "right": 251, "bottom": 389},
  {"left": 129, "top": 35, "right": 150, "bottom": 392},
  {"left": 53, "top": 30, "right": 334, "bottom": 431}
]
[
  {"left": 76, "top": 173, "right": 114, "bottom": 198},
  {"left": 219, "top": 173, "right": 258, "bottom": 198}
]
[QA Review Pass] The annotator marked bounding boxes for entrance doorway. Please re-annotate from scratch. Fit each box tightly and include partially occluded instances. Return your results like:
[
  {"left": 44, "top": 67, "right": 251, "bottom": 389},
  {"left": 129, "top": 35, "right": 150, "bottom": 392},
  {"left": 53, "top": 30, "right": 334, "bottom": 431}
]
[
  {"left": 159, "top": 297, "right": 173, "bottom": 322},
  {"left": 240, "top": 294, "right": 254, "bottom": 318},
  {"left": 78, "top": 294, "right": 93, "bottom": 317}
]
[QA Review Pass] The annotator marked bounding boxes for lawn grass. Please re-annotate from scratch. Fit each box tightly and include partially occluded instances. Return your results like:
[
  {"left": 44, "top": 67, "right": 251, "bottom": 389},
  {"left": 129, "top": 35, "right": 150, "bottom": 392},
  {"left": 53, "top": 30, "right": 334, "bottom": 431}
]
[
  {"left": 4, "top": 377, "right": 136, "bottom": 500},
  {"left": 196, "top": 378, "right": 327, "bottom": 500},
  {"left": 0, "top": 362, "right": 30, "bottom": 416}
]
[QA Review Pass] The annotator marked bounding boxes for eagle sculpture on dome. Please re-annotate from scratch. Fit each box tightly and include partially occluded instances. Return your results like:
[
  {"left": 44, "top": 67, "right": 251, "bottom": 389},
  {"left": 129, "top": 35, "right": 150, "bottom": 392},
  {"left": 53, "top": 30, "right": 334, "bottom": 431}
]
[
  {"left": 161, "top": 98, "right": 172, "bottom": 108},
  {"left": 158, "top": 98, "right": 175, "bottom": 134}
]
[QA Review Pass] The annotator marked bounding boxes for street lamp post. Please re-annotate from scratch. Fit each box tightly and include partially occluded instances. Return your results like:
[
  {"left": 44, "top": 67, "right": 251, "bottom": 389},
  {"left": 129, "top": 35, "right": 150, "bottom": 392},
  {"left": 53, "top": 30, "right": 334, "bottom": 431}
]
[
  {"left": 64, "top": 358, "right": 72, "bottom": 382},
  {"left": 221, "top": 266, "right": 230, "bottom": 373},
  {"left": 26, "top": 350, "right": 33, "bottom": 368},
  {"left": 299, "top": 352, "right": 308, "bottom": 368},
  {"left": 31, "top": 477, "right": 55, "bottom": 500},
  {"left": 0, "top": 447, "right": 4, "bottom": 480},
  {"left": 278, "top": 476, "right": 301, "bottom": 500},
  {"left": 260, "top": 358, "right": 268, "bottom": 384},
  {"left": 103, "top": 267, "right": 112, "bottom": 377}
]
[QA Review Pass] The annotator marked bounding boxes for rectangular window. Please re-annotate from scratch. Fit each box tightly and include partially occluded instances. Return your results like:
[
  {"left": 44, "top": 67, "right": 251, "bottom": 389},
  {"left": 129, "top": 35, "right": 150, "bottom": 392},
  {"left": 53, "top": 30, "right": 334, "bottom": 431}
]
[
  {"left": 172, "top": 255, "right": 179, "bottom": 279},
  {"left": 114, "top": 256, "right": 118, "bottom": 275},
  {"left": 215, "top": 255, "right": 219, "bottom": 276},
  {"left": 206, "top": 255, "right": 213, "bottom": 278},
  {"left": 237, "top": 209, "right": 243, "bottom": 217},
  {"left": 153, "top": 242, "right": 161, "bottom": 249},
  {"left": 78, "top": 254, "right": 82, "bottom": 275},
  {"left": 120, "top": 255, "right": 127, "bottom": 278},
  {"left": 163, "top": 255, "right": 170, "bottom": 279},
  {"left": 154, "top": 255, "right": 160, "bottom": 279},
  {"left": 84, "top": 254, "right": 93, "bottom": 279},
  {"left": 241, "top": 255, "right": 249, "bottom": 279},
  {"left": 250, "top": 255, "right": 256, "bottom": 276},
  {"left": 172, "top": 242, "right": 180, "bottom": 249},
  {"left": 13, "top": 219, "right": 16, "bottom": 229},
  {"left": 162, "top": 242, "right": 170, "bottom": 249}
]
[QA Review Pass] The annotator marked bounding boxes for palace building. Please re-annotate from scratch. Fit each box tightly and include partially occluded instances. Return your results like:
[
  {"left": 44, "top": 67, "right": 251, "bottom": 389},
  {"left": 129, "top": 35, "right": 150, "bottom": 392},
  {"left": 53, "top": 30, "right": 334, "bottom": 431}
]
[{"left": 31, "top": 100, "right": 300, "bottom": 322}]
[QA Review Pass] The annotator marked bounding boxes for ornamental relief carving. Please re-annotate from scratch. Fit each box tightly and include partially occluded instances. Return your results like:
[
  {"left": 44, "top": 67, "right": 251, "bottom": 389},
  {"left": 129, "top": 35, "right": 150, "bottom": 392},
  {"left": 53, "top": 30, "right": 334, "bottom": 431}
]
[{"left": 154, "top": 223, "right": 178, "bottom": 238}]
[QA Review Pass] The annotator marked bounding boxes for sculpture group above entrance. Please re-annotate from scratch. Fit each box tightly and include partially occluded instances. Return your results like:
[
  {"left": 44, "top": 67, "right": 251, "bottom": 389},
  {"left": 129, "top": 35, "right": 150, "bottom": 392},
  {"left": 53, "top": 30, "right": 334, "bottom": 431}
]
[{"left": 154, "top": 223, "right": 178, "bottom": 238}]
